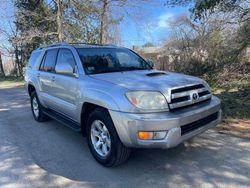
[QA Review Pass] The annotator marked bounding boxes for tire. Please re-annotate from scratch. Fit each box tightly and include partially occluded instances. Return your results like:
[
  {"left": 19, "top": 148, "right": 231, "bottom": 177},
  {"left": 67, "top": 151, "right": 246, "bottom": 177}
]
[
  {"left": 86, "top": 108, "right": 131, "bottom": 167},
  {"left": 30, "top": 92, "right": 49, "bottom": 122}
]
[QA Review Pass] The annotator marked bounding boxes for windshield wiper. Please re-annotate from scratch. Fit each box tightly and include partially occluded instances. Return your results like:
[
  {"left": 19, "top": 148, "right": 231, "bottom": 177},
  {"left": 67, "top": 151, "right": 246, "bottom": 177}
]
[
  {"left": 91, "top": 67, "right": 150, "bottom": 74},
  {"left": 119, "top": 66, "right": 149, "bottom": 71},
  {"left": 93, "top": 69, "right": 121, "bottom": 74}
]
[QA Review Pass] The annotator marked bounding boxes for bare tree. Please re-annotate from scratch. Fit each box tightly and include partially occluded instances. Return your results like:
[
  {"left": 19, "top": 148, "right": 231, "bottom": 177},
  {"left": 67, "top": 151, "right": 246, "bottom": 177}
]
[
  {"left": 56, "top": 0, "right": 63, "bottom": 42},
  {"left": 100, "top": 0, "right": 109, "bottom": 44},
  {"left": 98, "top": 0, "right": 157, "bottom": 44},
  {"left": 165, "top": 0, "right": 250, "bottom": 23},
  {"left": 0, "top": 52, "right": 5, "bottom": 76},
  {"left": 162, "top": 15, "right": 228, "bottom": 76}
]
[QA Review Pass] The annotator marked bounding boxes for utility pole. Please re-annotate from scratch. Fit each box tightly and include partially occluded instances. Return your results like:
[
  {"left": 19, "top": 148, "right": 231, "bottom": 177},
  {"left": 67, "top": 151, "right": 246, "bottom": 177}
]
[{"left": 57, "top": 0, "right": 63, "bottom": 42}]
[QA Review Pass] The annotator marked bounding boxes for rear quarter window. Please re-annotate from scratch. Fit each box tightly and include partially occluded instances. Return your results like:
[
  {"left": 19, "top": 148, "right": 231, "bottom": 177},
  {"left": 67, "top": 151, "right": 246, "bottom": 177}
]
[{"left": 28, "top": 51, "right": 42, "bottom": 68}]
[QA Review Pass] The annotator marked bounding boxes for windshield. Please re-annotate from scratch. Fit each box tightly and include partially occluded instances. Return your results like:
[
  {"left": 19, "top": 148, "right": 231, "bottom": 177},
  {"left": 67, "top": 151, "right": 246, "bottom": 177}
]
[{"left": 77, "top": 48, "right": 152, "bottom": 74}]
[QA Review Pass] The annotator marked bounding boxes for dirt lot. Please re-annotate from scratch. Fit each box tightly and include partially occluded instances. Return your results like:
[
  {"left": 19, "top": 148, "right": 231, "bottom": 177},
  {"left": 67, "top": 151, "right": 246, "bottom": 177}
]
[{"left": 0, "top": 84, "right": 250, "bottom": 188}]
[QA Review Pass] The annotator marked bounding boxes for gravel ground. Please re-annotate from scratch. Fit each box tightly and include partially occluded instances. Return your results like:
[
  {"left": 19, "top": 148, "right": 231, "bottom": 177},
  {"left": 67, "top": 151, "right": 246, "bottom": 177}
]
[{"left": 0, "top": 84, "right": 250, "bottom": 188}]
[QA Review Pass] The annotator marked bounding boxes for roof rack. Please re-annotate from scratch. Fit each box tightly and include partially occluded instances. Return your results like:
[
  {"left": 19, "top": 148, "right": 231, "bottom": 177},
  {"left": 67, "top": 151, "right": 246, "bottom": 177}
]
[
  {"left": 69, "top": 42, "right": 117, "bottom": 47},
  {"left": 37, "top": 42, "right": 69, "bottom": 50},
  {"left": 47, "top": 42, "right": 69, "bottom": 47},
  {"left": 69, "top": 42, "right": 99, "bottom": 46},
  {"left": 37, "top": 42, "right": 118, "bottom": 50}
]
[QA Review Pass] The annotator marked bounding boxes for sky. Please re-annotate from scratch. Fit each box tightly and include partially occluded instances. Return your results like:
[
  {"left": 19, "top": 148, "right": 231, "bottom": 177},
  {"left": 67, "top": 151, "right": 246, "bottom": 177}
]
[
  {"left": 119, "top": 2, "right": 190, "bottom": 47},
  {"left": 0, "top": 0, "right": 15, "bottom": 58},
  {"left": 0, "top": 1, "right": 190, "bottom": 55}
]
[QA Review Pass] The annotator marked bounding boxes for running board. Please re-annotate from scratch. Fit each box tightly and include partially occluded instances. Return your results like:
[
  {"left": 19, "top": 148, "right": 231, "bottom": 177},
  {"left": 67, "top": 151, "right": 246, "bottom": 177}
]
[{"left": 43, "top": 109, "right": 81, "bottom": 132}]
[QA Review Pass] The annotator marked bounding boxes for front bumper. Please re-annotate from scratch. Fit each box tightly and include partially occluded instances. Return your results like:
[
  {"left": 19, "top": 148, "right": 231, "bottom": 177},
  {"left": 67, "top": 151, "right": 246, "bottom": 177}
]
[{"left": 109, "top": 96, "right": 221, "bottom": 148}]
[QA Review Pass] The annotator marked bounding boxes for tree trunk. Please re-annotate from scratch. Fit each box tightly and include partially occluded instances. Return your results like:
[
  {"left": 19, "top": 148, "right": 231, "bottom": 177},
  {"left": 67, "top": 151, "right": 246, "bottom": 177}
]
[
  {"left": 14, "top": 45, "right": 23, "bottom": 77},
  {"left": 0, "top": 52, "right": 5, "bottom": 77},
  {"left": 57, "top": 0, "right": 63, "bottom": 42},
  {"left": 14, "top": 47, "right": 20, "bottom": 76},
  {"left": 100, "top": 0, "right": 109, "bottom": 44}
]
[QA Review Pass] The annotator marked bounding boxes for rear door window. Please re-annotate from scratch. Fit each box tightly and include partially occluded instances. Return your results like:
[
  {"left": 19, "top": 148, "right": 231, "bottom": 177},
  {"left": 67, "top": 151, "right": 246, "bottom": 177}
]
[{"left": 40, "top": 49, "right": 58, "bottom": 72}]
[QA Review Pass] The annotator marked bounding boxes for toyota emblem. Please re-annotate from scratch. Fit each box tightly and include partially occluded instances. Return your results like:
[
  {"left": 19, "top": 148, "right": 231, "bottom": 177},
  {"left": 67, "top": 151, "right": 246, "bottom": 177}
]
[{"left": 192, "top": 92, "right": 199, "bottom": 101}]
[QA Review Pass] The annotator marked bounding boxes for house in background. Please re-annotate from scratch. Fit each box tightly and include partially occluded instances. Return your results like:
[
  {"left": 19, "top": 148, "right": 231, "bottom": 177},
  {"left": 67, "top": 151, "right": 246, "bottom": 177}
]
[
  {"left": 134, "top": 46, "right": 181, "bottom": 70},
  {"left": 133, "top": 46, "right": 164, "bottom": 69}
]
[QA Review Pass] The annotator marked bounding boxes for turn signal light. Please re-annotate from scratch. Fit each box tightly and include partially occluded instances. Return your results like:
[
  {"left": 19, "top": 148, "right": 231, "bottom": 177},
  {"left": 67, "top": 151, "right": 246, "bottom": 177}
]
[
  {"left": 138, "top": 131, "right": 168, "bottom": 140},
  {"left": 138, "top": 131, "right": 154, "bottom": 140}
]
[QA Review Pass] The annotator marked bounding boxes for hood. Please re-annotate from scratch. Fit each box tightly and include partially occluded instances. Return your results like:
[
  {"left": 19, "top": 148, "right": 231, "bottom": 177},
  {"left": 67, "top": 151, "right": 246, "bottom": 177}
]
[{"left": 90, "top": 69, "right": 204, "bottom": 91}]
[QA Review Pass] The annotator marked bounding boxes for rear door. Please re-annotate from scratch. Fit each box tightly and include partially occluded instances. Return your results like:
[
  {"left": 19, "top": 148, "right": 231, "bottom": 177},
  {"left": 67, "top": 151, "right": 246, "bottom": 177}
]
[{"left": 37, "top": 49, "right": 58, "bottom": 108}]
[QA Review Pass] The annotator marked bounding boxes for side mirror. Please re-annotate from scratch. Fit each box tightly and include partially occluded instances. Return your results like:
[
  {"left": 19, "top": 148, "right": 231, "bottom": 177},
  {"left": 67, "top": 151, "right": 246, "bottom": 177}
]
[
  {"left": 147, "top": 59, "right": 154, "bottom": 68},
  {"left": 55, "top": 62, "right": 74, "bottom": 76}
]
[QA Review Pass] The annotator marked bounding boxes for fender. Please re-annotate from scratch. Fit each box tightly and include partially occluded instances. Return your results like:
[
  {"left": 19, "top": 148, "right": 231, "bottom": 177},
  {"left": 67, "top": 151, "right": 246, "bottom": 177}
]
[
  {"left": 26, "top": 72, "right": 47, "bottom": 107},
  {"left": 75, "top": 88, "right": 120, "bottom": 123}
]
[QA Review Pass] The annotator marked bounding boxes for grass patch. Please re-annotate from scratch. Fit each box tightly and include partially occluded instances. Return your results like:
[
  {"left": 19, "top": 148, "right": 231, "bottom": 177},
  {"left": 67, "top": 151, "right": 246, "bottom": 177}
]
[
  {"left": 0, "top": 76, "right": 24, "bottom": 84},
  {"left": 212, "top": 80, "right": 250, "bottom": 121}
]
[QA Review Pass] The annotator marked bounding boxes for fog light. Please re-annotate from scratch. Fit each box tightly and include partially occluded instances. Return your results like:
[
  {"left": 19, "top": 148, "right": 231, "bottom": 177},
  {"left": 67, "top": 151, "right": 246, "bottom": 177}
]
[
  {"left": 153, "top": 131, "right": 168, "bottom": 140},
  {"left": 138, "top": 131, "right": 167, "bottom": 140}
]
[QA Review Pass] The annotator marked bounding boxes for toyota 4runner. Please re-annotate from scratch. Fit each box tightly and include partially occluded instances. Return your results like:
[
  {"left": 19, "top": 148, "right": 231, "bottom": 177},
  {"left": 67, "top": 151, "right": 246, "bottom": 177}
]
[{"left": 25, "top": 43, "right": 221, "bottom": 167}]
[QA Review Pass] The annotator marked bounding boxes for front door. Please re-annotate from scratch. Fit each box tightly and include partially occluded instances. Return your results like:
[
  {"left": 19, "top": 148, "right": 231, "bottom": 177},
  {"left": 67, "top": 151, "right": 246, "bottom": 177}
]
[{"left": 51, "top": 48, "right": 79, "bottom": 121}]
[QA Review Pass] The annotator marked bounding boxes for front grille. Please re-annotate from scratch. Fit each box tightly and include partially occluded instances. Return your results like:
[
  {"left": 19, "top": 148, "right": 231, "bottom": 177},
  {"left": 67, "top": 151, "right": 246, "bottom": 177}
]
[
  {"left": 169, "top": 84, "right": 212, "bottom": 110},
  {"left": 199, "top": 90, "right": 210, "bottom": 97},
  {"left": 170, "top": 99, "right": 211, "bottom": 112},
  {"left": 171, "top": 96, "right": 189, "bottom": 103},
  {"left": 171, "top": 84, "right": 204, "bottom": 94},
  {"left": 181, "top": 112, "right": 218, "bottom": 135}
]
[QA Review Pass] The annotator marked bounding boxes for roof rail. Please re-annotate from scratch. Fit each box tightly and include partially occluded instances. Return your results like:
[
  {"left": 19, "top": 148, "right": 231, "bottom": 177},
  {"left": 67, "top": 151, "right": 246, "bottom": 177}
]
[
  {"left": 69, "top": 42, "right": 99, "bottom": 46},
  {"left": 47, "top": 42, "right": 69, "bottom": 47},
  {"left": 37, "top": 42, "right": 118, "bottom": 50},
  {"left": 69, "top": 42, "right": 117, "bottom": 47},
  {"left": 37, "top": 42, "right": 69, "bottom": 50}
]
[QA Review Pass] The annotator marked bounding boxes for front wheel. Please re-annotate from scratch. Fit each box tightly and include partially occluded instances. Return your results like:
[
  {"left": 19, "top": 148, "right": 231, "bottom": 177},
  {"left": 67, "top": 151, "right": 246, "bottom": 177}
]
[{"left": 86, "top": 108, "right": 131, "bottom": 167}]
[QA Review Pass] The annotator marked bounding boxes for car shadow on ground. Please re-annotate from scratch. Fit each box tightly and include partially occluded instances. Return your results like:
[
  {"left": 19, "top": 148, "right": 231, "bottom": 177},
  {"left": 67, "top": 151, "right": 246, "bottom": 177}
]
[{"left": 0, "top": 86, "right": 250, "bottom": 187}]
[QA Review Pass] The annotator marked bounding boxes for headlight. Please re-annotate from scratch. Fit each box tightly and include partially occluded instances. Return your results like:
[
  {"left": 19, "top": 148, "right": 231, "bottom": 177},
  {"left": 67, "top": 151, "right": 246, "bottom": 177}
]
[{"left": 126, "top": 91, "right": 169, "bottom": 111}]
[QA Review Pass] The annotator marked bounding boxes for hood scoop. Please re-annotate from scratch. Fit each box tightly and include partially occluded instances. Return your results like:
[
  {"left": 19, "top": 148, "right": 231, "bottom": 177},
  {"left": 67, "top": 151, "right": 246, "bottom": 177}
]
[{"left": 146, "top": 72, "right": 167, "bottom": 77}]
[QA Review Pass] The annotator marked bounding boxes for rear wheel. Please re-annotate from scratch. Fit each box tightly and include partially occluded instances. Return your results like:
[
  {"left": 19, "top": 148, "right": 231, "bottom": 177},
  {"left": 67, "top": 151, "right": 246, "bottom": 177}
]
[
  {"left": 30, "top": 92, "right": 49, "bottom": 122},
  {"left": 86, "top": 108, "right": 131, "bottom": 167}
]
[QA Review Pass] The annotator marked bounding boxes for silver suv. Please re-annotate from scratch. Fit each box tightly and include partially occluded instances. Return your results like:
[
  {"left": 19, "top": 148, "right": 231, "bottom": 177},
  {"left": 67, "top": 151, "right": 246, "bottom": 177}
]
[{"left": 25, "top": 43, "right": 221, "bottom": 166}]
